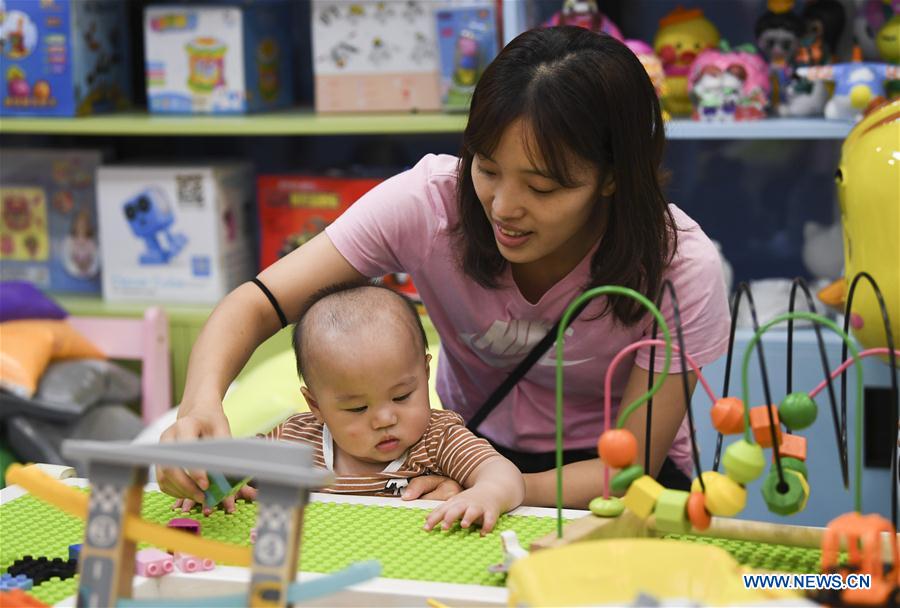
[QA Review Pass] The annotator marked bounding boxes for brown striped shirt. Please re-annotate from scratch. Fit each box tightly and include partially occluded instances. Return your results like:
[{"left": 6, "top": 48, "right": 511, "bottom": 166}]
[{"left": 261, "top": 409, "right": 500, "bottom": 496}]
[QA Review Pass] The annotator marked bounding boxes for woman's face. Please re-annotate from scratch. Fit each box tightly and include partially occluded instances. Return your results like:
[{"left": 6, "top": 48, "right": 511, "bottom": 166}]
[{"left": 472, "top": 119, "right": 606, "bottom": 280}]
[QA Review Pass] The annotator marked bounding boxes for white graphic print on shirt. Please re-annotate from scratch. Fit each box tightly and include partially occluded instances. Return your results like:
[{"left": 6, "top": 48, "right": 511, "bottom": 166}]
[{"left": 459, "top": 319, "right": 593, "bottom": 369}]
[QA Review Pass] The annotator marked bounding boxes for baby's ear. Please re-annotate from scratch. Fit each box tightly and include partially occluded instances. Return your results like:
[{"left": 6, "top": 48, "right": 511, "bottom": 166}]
[
  {"left": 424, "top": 353, "right": 432, "bottom": 380},
  {"left": 301, "top": 386, "right": 324, "bottom": 422}
]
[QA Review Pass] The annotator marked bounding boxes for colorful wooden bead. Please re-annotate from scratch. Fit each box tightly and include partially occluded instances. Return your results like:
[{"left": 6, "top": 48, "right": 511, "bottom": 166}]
[
  {"left": 761, "top": 468, "right": 805, "bottom": 515},
  {"left": 622, "top": 475, "right": 664, "bottom": 519},
  {"left": 597, "top": 429, "right": 638, "bottom": 469},
  {"left": 722, "top": 439, "right": 766, "bottom": 484},
  {"left": 776, "top": 432, "right": 807, "bottom": 462},
  {"left": 690, "top": 471, "right": 746, "bottom": 517},
  {"left": 780, "top": 456, "right": 808, "bottom": 478},
  {"left": 778, "top": 392, "right": 818, "bottom": 430},
  {"left": 749, "top": 405, "right": 782, "bottom": 448},
  {"left": 795, "top": 471, "right": 810, "bottom": 512},
  {"left": 611, "top": 464, "right": 644, "bottom": 493},
  {"left": 589, "top": 496, "right": 625, "bottom": 517},
  {"left": 710, "top": 397, "right": 745, "bottom": 435},
  {"left": 653, "top": 489, "right": 691, "bottom": 534},
  {"left": 686, "top": 492, "right": 712, "bottom": 531}
]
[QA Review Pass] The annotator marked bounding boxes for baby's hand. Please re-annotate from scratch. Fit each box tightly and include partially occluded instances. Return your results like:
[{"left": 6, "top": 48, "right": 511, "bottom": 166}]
[
  {"left": 171, "top": 485, "right": 257, "bottom": 517},
  {"left": 423, "top": 486, "right": 501, "bottom": 535}
]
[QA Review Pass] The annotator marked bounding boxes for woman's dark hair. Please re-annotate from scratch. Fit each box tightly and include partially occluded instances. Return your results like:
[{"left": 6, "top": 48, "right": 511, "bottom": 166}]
[{"left": 454, "top": 25, "right": 675, "bottom": 325}]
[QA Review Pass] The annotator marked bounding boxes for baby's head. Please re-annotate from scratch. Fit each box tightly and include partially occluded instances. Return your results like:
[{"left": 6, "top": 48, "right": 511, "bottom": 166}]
[{"left": 293, "top": 283, "right": 431, "bottom": 467}]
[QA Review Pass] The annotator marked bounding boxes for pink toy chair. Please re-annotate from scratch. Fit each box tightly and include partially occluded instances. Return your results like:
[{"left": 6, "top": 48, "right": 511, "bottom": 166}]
[{"left": 67, "top": 307, "right": 171, "bottom": 424}]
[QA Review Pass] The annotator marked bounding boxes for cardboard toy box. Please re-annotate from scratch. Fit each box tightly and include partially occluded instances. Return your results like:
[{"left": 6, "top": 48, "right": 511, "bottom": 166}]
[
  {"left": 257, "top": 174, "right": 421, "bottom": 302},
  {"left": 144, "top": 1, "right": 293, "bottom": 114},
  {"left": 0, "top": 0, "right": 131, "bottom": 117},
  {"left": 435, "top": 4, "right": 499, "bottom": 112},
  {"left": 311, "top": 0, "right": 441, "bottom": 112},
  {"left": 97, "top": 163, "right": 255, "bottom": 304},
  {"left": 0, "top": 148, "right": 105, "bottom": 293},
  {"left": 257, "top": 175, "right": 380, "bottom": 270}
]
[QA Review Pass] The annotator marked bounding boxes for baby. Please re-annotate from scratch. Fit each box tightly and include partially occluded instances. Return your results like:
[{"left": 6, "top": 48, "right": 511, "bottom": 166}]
[{"left": 262, "top": 283, "right": 524, "bottom": 533}]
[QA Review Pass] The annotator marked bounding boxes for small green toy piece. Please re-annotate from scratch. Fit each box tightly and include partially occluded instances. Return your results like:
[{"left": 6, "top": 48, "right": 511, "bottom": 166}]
[
  {"left": 761, "top": 468, "right": 806, "bottom": 516},
  {"left": 778, "top": 392, "right": 818, "bottom": 430},
  {"left": 611, "top": 465, "right": 644, "bottom": 493},
  {"left": 780, "top": 456, "right": 808, "bottom": 479},
  {"left": 722, "top": 439, "right": 765, "bottom": 484},
  {"left": 654, "top": 489, "right": 691, "bottom": 534},
  {"left": 204, "top": 473, "right": 253, "bottom": 508},
  {"left": 589, "top": 496, "right": 625, "bottom": 517}
]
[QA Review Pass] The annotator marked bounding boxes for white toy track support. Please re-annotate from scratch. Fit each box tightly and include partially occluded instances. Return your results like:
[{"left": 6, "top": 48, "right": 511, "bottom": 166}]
[{"left": 796, "top": 66, "right": 834, "bottom": 81}]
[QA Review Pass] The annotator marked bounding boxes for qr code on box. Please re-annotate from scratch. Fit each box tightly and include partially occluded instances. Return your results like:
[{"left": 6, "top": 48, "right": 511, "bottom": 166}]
[{"left": 176, "top": 174, "right": 205, "bottom": 208}]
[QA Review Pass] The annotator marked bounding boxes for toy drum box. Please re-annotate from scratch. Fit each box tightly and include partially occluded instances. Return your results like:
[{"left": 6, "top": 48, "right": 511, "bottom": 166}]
[
  {"left": 96, "top": 163, "right": 255, "bottom": 304},
  {"left": 144, "top": 1, "right": 292, "bottom": 114}
]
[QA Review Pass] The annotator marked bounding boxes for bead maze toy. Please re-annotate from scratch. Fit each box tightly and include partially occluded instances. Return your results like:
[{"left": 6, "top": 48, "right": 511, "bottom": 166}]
[{"left": 514, "top": 273, "right": 898, "bottom": 606}]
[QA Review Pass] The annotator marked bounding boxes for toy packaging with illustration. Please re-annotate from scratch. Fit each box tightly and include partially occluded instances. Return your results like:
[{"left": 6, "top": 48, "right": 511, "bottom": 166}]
[
  {"left": 257, "top": 175, "right": 381, "bottom": 270},
  {"left": 0, "top": 0, "right": 132, "bottom": 116},
  {"left": 311, "top": 0, "right": 441, "bottom": 112},
  {"left": 96, "top": 163, "right": 255, "bottom": 303},
  {"left": 435, "top": 5, "right": 498, "bottom": 112},
  {"left": 143, "top": 1, "right": 293, "bottom": 114},
  {"left": 0, "top": 148, "right": 105, "bottom": 293}
]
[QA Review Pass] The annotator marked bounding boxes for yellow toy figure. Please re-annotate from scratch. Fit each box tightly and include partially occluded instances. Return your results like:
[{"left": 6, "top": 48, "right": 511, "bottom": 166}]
[
  {"left": 819, "top": 99, "right": 900, "bottom": 356},
  {"left": 653, "top": 7, "right": 720, "bottom": 116}
]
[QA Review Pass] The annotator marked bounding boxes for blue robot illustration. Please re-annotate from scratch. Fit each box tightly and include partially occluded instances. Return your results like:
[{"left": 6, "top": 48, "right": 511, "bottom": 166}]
[{"left": 122, "top": 187, "right": 187, "bottom": 264}]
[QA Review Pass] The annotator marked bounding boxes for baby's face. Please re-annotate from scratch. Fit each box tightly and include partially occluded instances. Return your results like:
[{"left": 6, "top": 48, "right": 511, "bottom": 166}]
[{"left": 305, "top": 330, "right": 431, "bottom": 470}]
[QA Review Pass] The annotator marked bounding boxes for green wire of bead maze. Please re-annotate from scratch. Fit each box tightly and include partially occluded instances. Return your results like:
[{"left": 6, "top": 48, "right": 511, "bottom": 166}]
[{"left": 1, "top": 490, "right": 850, "bottom": 603}]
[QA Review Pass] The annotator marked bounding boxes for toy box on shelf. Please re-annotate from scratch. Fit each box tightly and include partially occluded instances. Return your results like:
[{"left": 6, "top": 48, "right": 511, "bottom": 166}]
[
  {"left": 0, "top": 0, "right": 131, "bottom": 117},
  {"left": 311, "top": 0, "right": 441, "bottom": 112},
  {"left": 257, "top": 175, "right": 380, "bottom": 269},
  {"left": 0, "top": 148, "right": 105, "bottom": 293},
  {"left": 96, "top": 163, "right": 255, "bottom": 304},
  {"left": 435, "top": 4, "right": 499, "bottom": 112},
  {"left": 143, "top": 1, "right": 293, "bottom": 114}
]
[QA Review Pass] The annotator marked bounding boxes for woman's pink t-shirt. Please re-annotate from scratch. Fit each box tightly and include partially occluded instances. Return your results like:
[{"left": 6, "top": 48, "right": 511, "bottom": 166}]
[{"left": 325, "top": 154, "right": 731, "bottom": 476}]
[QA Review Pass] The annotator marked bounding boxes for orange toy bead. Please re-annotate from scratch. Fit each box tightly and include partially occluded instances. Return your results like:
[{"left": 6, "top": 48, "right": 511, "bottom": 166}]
[
  {"left": 597, "top": 429, "right": 638, "bottom": 469},
  {"left": 749, "top": 405, "right": 782, "bottom": 448},
  {"left": 776, "top": 432, "right": 807, "bottom": 462},
  {"left": 710, "top": 397, "right": 745, "bottom": 435},
  {"left": 686, "top": 491, "right": 711, "bottom": 531}
]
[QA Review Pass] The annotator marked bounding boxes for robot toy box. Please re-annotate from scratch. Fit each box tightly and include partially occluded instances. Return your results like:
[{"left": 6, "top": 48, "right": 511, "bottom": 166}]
[
  {"left": 435, "top": 4, "right": 499, "bottom": 112},
  {"left": 97, "top": 163, "right": 255, "bottom": 304},
  {"left": 0, "top": 0, "right": 132, "bottom": 117},
  {"left": 144, "top": 1, "right": 293, "bottom": 114},
  {"left": 311, "top": 0, "right": 441, "bottom": 112},
  {"left": 257, "top": 174, "right": 380, "bottom": 270},
  {"left": 0, "top": 148, "right": 105, "bottom": 293}
]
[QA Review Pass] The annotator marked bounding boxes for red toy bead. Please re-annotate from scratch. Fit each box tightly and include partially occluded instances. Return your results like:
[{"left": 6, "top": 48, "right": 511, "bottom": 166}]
[
  {"left": 597, "top": 429, "right": 638, "bottom": 469},
  {"left": 686, "top": 492, "right": 711, "bottom": 531}
]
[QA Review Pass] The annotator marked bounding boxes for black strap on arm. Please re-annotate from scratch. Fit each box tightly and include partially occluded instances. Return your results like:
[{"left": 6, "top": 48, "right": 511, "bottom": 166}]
[
  {"left": 466, "top": 299, "right": 590, "bottom": 432},
  {"left": 251, "top": 278, "right": 288, "bottom": 329}
]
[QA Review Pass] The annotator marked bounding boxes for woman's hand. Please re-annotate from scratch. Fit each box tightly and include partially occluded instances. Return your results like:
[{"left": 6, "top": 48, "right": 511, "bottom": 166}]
[
  {"left": 400, "top": 475, "right": 463, "bottom": 501},
  {"left": 156, "top": 407, "right": 232, "bottom": 507}
]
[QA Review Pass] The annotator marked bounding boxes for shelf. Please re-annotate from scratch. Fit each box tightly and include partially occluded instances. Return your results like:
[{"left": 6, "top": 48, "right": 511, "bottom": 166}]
[
  {"left": 665, "top": 118, "right": 852, "bottom": 140},
  {"left": 0, "top": 109, "right": 468, "bottom": 136},
  {"left": 0, "top": 111, "right": 854, "bottom": 139}
]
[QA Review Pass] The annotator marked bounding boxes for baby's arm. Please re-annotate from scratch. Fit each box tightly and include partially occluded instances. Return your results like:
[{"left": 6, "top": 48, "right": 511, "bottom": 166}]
[{"left": 423, "top": 455, "right": 524, "bottom": 535}]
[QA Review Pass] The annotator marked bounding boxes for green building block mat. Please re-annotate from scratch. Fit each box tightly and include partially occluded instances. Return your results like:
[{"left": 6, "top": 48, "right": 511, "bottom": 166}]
[{"left": 1, "top": 490, "right": 837, "bottom": 603}]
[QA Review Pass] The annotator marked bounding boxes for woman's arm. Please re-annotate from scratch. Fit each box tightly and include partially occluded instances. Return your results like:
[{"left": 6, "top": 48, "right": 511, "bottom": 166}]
[
  {"left": 158, "top": 233, "right": 366, "bottom": 501},
  {"left": 522, "top": 364, "right": 697, "bottom": 508}
]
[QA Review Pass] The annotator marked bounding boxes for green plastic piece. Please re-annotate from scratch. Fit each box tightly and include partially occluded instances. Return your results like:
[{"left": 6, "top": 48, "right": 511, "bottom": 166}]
[
  {"left": 589, "top": 496, "right": 624, "bottom": 517},
  {"left": 653, "top": 489, "right": 690, "bottom": 534},
  {"left": 780, "top": 457, "right": 808, "bottom": 479},
  {"left": 611, "top": 465, "right": 644, "bottom": 493},
  {"left": 722, "top": 439, "right": 765, "bottom": 484},
  {"left": 761, "top": 469, "right": 805, "bottom": 516},
  {"left": 778, "top": 392, "right": 818, "bottom": 430},
  {"left": 0, "top": 489, "right": 558, "bottom": 602}
]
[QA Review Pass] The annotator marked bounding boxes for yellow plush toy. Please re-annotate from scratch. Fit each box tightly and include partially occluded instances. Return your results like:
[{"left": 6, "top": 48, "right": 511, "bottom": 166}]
[
  {"left": 653, "top": 7, "right": 720, "bottom": 116},
  {"left": 819, "top": 99, "right": 900, "bottom": 356}
]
